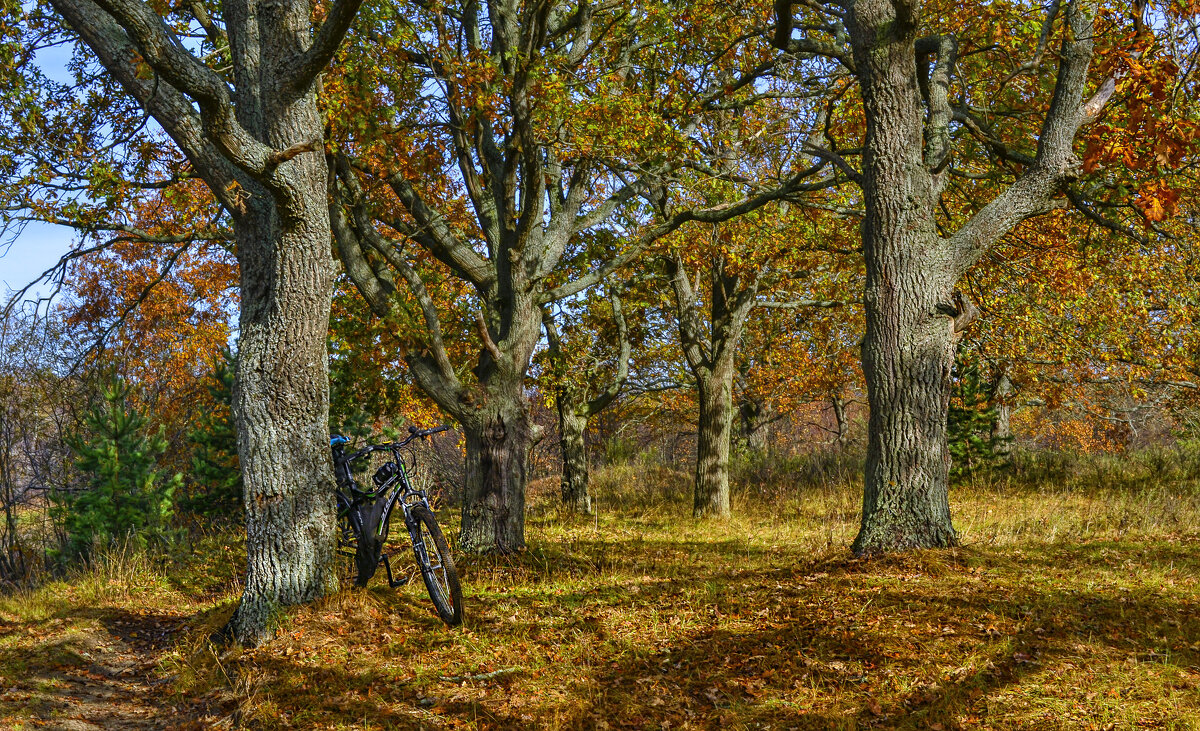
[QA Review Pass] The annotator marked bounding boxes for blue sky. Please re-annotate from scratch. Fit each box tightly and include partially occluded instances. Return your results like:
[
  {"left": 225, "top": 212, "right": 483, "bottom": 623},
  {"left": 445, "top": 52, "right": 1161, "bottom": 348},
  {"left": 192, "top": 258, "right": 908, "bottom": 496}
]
[
  {"left": 1, "top": 222, "right": 75, "bottom": 301},
  {"left": 0, "top": 40, "right": 80, "bottom": 302}
]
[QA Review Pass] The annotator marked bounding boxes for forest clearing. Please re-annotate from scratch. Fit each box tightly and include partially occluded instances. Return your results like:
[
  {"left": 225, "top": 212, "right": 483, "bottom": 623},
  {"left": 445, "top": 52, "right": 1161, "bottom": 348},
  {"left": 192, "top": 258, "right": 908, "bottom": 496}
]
[
  {"left": 2, "top": 459, "right": 1199, "bottom": 729},
  {"left": 3, "top": 0, "right": 1200, "bottom": 728}
]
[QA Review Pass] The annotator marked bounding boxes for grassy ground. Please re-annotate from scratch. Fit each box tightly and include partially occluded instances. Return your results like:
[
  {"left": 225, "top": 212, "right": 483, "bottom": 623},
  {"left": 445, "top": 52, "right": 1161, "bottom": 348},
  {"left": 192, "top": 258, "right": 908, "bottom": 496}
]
[{"left": 1, "top": 463, "right": 1199, "bottom": 729}]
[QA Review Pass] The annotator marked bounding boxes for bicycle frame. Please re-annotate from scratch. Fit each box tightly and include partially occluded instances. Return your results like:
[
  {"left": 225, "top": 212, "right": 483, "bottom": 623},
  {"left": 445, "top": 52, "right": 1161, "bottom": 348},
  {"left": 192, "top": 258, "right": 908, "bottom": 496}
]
[{"left": 332, "top": 437, "right": 436, "bottom": 582}]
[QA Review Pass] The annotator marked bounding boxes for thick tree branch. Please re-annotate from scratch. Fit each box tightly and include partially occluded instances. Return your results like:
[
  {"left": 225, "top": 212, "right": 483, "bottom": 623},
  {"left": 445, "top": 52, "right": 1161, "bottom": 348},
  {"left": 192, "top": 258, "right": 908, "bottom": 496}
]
[
  {"left": 330, "top": 198, "right": 394, "bottom": 317},
  {"left": 377, "top": 166, "right": 494, "bottom": 289},
  {"left": 948, "top": 0, "right": 1113, "bottom": 276},
  {"left": 755, "top": 298, "right": 850, "bottom": 309},
  {"left": 474, "top": 309, "right": 504, "bottom": 366},
  {"left": 772, "top": 0, "right": 856, "bottom": 71},
  {"left": 1004, "top": 0, "right": 1061, "bottom": 83},
  {"left": 284, "top": 0, "right": 366, "bottom": 95},
  {"left": 541, "top": 163, "right": 827, "bottom": 303},
  {"left": 583, "top": 289, "right": 632, "bottom": 417},
  {"left": 73, "top": 0, "right": 277, "bottom": 176},
  {"left": 332, "top": 158, "right": 460, "bottom": 392},
  {"left": 185, "top": 0, "right": 227, "bottom": 51},
  {"left": 368, "top": 235, "right": 462, "bottom": 393},
  {"left": 46, "top": 0, "right": 250, "bottom": 215},
  {"left": 665, "top": 253, "right": 711, "bottom": 378},
  {"left": 916, "top": 34, "right": 957, "bottom": 173}
]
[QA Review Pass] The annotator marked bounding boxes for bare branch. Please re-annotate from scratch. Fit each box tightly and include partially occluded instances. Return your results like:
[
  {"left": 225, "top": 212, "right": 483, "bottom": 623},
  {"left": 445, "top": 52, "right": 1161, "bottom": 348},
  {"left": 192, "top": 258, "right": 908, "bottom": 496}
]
[
  {"left": 1065, "top": 187, "right": 1148, "bottom": 244},
  {"left": 69, "top": 241, "right": 193, "bottom": 373}
]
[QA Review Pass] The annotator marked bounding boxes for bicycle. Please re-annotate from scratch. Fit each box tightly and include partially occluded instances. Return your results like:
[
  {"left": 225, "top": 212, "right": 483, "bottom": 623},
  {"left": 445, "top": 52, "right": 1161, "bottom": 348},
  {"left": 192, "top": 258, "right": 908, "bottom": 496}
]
[{"left": 330, "top": 426, "right": 463, "bottom": 626}]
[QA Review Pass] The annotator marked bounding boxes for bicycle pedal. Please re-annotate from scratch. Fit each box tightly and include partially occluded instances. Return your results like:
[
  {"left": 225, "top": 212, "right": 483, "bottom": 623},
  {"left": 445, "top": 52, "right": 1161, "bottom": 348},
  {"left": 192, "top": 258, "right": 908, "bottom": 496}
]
[{"left": 389, "top": 576, "right": 411, "bottom": 588}]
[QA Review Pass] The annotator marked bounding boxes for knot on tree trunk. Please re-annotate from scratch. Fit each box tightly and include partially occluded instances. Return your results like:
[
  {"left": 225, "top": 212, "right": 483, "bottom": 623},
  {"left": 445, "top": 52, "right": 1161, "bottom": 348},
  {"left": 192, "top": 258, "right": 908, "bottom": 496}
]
[{"left": 935, "top": 291, "right": 978, "bottom": 339}]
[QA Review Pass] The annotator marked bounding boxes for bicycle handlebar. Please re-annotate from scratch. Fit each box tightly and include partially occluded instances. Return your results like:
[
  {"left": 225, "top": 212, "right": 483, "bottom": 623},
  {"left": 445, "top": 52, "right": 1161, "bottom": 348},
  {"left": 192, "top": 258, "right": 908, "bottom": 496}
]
[
  {"left": 331, "top": 425, "right": 450, "bottom": 456},
  {"left": 408, "top": 425, "right": 450, "bottom": 438}
]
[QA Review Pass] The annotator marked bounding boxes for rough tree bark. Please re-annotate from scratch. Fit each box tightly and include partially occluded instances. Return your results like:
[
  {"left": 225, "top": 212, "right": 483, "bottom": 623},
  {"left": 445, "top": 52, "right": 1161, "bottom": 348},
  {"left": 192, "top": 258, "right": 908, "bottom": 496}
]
[
  {"left": 849, "top": 8, "right": 960, "bottom": 552},
  {"left": 49, "top": 0, "right": 363, "bottom": 643},
  {"left": 695, "top": 351, "right": 738, "bottom": 516},
  {"left": 231, "top": 193, "right": 335, "bottom": 640},
  {"left": 990, "top": 364, "right": 1015, "bottom": 455},
  {"left": 739, "top": 396, "right": 774, "bottom": 453},
  {"left": 558, "top": 407, "right": 592, "bottom": 513},
  {"left": 542, "top": 294, "right": 631, "bottom": 514},
  {"left": 775, "top": 0, "right": 1114, "bottom": 555},
  {"left": 666, "top": 254, "right": 761, "bottom": 518},
  {"left": 831, "top": 394, "right": 848, "bottom": 446},
  {"left": 458, "top": 387, "right": 531, "bottom": 553}
]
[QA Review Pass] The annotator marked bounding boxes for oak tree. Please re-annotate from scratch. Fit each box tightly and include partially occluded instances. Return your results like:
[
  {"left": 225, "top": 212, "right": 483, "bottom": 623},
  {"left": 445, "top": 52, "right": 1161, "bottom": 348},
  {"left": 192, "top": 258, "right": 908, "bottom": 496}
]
[
  {"left": 773, "top": 0, "right": 1120, "bottom": 554},
  {"left": 330, "top": 0, "right": 817, "bottom": 552},
  {"left": 29, "top": 0, "right": 367, "bottom": 643}
]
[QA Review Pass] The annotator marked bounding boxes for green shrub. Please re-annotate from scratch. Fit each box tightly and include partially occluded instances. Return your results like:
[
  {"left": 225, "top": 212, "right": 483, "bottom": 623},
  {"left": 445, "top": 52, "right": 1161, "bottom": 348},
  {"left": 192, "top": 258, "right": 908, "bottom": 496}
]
[
  {"left": 185, "top": 348, "right": 242, "bottom": 518},
  {"left": 52, "top": 378, "right": 181, "bottom": 561},
  {"left": 948, "top": 359, "right": 1010, "bottom": 479}
]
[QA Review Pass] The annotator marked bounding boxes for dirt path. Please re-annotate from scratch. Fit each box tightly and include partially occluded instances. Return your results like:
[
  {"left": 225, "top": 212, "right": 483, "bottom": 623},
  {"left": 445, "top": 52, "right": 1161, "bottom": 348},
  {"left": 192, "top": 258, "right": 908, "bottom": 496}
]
[{"left": 1, "top": 609, "right": 194, "bottom": 730}]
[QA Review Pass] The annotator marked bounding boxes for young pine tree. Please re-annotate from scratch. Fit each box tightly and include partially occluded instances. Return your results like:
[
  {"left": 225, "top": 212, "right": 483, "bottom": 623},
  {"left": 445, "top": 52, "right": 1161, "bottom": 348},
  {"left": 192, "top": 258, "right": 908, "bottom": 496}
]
[
  {"left": 186, "top": 348, "right": 242, "bottom": 517},
  {"left": 56, "top": 378, "right": 181, "bottom": 559},
  {"left": 948, "top": 359, "right": 1011, "bottom": 480}
]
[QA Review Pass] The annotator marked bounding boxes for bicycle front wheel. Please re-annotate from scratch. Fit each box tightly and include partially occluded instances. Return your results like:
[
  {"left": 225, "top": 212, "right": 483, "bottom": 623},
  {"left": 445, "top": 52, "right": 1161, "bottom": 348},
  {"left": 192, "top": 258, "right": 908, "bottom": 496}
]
[{"left": 408, "top": 505, "right": 463, "bottom": 626}]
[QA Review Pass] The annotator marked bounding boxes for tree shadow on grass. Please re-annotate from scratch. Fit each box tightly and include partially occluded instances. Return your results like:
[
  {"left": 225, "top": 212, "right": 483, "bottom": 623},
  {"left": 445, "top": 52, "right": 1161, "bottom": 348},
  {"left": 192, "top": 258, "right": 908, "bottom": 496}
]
[
  {"left": 0, "top": 606, "right": 189, "bottom": 729},
  {"left": 554, "top": 543, "right": 1200, "bottom": 730},
  {"left": 126, "top": 535, "right": 1198, "bottom": 730}
]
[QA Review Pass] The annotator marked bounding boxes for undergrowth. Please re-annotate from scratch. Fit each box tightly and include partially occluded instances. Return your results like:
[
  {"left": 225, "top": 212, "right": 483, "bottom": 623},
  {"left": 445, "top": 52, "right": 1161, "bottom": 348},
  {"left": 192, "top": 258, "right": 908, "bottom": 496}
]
[{"left": 0, "top": 453, "right": 1198, "bottom": 729}]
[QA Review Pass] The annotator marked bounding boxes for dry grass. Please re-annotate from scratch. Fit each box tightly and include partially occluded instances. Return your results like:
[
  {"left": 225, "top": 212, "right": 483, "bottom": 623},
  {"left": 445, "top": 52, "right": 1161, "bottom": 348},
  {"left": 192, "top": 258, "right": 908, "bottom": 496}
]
[{"left": 1, "top": 462, "right": 1199, "bottom": 729}]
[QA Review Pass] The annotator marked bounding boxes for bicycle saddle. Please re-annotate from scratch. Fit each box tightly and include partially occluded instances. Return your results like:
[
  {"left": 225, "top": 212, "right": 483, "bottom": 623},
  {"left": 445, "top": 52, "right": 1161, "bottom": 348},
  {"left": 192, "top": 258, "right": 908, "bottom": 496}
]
[{"left": 330, "top": 434, "right": 350, "bottom": 447}]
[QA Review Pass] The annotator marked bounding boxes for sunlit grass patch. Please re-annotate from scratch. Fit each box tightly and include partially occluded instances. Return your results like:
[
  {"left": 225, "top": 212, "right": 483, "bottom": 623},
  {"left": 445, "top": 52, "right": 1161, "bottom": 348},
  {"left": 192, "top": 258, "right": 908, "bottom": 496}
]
[{"left": 2, "top": 461, "right": 1200, "bottom": 729}]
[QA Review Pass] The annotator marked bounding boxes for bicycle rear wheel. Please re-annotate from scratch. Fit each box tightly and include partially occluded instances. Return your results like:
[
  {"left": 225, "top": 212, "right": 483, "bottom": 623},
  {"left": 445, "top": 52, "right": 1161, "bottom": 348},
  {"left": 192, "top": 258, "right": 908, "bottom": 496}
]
[
  {"left": 339, "top": 495, "right": 383, "bottom": 587},
  {"left": 354, "top": 500, "right": 387, "bottom": 587},
  {"left": 408, "top": 505, "right": 463, "bottom": 626},
  {"left": 336, "top": 496, "right": 363, "bottom": 582}
]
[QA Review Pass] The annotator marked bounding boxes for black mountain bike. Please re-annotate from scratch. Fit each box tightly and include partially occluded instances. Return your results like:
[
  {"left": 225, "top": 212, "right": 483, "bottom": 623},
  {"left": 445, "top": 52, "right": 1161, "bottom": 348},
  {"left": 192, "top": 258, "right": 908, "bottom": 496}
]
[{"left": 330, "top": 426, "right": 463, "bottom": 626}]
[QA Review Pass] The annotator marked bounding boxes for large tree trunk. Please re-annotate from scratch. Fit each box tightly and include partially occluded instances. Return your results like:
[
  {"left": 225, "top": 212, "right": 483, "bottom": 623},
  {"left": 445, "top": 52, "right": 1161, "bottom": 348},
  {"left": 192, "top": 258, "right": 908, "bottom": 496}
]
[
  {"left": 831, "top": 394, "right": 848, "bottom": 446},
  {"left": 558, "top": 398, "right": 592, "bottom": 514},
  {"left": 666, "top": 253, "right": 759, "bottom": 519},
  {"left": 227, "top": 39, "right": 337, "bottom": 644},
  {"left": 47, "top": 0, "right": 363, "bottom": 647},
  {"left": 765, "top": 0, "right": 1103, "bottom": 556},
  {"left": 453, "top": 287, "right": 545, "bottom": 554},
  {"left": 848, "top": 2, "right": 958, "bottom": 556},
  {"left": 229, "top": 190, "right": 337, "bottom": 645},
  {"left": 856, "top": 283, "right": 958, "bottom": 554},
  {"left": 695, "top": 354, "right": 736, "bottom": 518},
  {"left": 458, "top": 387, "right": 530, "bottom": 554}
]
